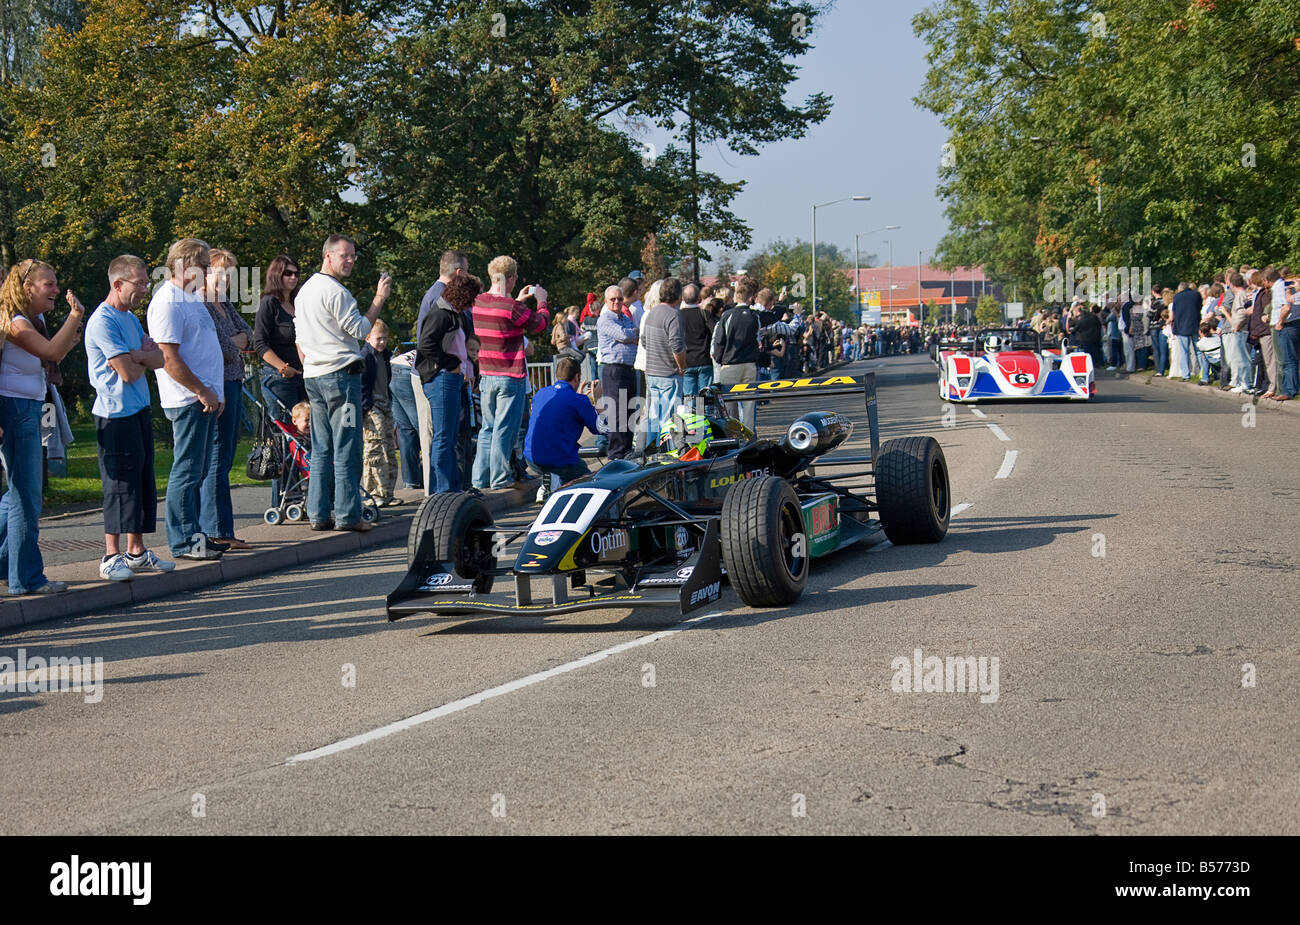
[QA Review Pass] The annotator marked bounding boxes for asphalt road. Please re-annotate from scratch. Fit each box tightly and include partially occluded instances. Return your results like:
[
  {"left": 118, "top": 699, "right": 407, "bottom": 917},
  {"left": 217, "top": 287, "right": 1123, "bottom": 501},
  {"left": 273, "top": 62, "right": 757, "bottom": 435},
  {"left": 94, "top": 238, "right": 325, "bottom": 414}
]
[{"left": 2, "top": 354, "right": 1296, "bottom": 835}]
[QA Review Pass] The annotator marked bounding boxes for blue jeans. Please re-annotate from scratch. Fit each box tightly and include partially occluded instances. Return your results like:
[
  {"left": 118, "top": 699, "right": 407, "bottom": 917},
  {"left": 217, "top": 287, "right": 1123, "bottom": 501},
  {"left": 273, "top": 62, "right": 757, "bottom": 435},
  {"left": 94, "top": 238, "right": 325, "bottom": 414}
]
[
  {"left": 423, "top": 372, "right": 463, "bottom": 494},
  {"left": 163, "top": 400, "right": 219, "bottom": 555},
  {"left": 0, "top": 397, "right": 49, "bottom": 591},
  {"left": 1152, "top": 331, "right": 1169, "bottom": 373},
  {"left": 305, "top": 370, "right": 364, "bottom": 526},
  {"left": 260, "top": 368, "right": 306, "bottom": 422},
  {"left": 472, "top": 374, "right": 527, "bottom": 489},
  {"left": 582, "top": 352, "right": 599, "bottom": 384},
  {"left": 1277, "top": 322, "right": 1300, "bottom": 397},
  {"left": 683, "top": 365, "right": 713, "bottom": 396},
  {"left": 200, "top": 379, "right": 243, "bottom": 539},
  {"left": 645, "top": 374, "right": 683, "bottom": 448},
  {"left": 1172, "top": 334, "right": 1195, "bottom": 378},
  {"left": 389, "top": 367, "right": 422, "bottom": 488}
]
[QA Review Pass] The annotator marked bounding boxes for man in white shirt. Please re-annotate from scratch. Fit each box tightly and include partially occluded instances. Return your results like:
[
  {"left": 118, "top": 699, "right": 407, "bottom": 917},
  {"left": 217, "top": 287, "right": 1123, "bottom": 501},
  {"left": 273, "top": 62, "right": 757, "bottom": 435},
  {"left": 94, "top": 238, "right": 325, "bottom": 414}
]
[
  {"left": 295, "top": 234, "right": 391, "bottom": 531},
  {"left": 148, "top": 238, "right": 227, "bottom": 560}
]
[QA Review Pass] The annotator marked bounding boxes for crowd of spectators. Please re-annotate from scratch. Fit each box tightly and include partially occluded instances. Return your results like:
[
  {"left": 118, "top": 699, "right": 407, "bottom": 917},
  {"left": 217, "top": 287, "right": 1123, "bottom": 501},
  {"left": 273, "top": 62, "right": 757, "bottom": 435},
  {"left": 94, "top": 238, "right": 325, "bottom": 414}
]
[{"left": 0, "top": 245, "right": 892, "bottom": 596}]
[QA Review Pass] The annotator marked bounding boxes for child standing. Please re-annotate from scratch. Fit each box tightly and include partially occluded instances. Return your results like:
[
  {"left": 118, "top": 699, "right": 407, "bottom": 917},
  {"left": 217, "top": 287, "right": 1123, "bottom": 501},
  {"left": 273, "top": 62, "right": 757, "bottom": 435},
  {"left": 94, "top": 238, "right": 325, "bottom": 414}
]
[{"left": 361, "top": 321, "right": 400, "bottom": 506}]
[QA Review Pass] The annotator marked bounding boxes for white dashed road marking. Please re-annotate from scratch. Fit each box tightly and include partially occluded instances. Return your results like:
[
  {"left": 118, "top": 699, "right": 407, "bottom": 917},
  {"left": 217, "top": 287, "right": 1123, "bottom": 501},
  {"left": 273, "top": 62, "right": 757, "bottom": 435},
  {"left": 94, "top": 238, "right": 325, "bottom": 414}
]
[
  {"left": 950, "top": 502, "right": 972, "bottom": 517},
  {"left": 986, "top": 423, "right": 1011, "bottom": 442},
  {"left": 969, "top": 408, "right": 987, "bottom": 418},
  {"left": 286, "top": 611, "right": 726, "bottom": 764},
  {"left": 995, "top": 449, "right": 1019, "bottom": 479}
]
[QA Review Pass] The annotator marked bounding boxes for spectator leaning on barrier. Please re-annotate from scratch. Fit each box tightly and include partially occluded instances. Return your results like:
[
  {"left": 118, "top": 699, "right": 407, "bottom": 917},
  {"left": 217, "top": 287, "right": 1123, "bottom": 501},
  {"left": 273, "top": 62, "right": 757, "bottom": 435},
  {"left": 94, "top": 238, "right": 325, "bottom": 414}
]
[
  {"left": 597, "top": 284, "right": 639, "bottom": 459},
  {"left": 361, "top": 320, "right": 399, "bottom": 506},
  {"left": 525, "top": 356, "right": 601, "bottom": 494},
  {"left": 84, "top": 255, "right": 173, "bottom": 582},
  {"left": 417, "top": 273, "right": 480, "bottom": 494},
  {"left": 201, "top": 248, "right": 256, "bottom": 549},
  {"left": 711, "top": 277, "right": 762, "bottom": 430},
  {"left": 148, "top": 238, "right": 228, "bottom": 561},
  {"left": 471, "top": 256, "right": 550, "bottom": 489},
  {"left": 295, "top": 233, "right": 391, "bottom": 532},
  {"left": 642, "top": 276, "right": 686, "bottom": 448},
  {"left": 0, "top": 259, "right": 87, "bottom": 594}
]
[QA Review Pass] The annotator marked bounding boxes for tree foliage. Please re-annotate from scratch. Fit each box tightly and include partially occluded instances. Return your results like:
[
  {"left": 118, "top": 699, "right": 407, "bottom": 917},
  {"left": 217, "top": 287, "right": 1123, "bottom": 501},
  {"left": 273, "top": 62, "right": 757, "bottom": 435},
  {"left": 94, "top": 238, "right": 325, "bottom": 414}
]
[
  {"left": 914, "top": 0, "right": 1300, "bottom": 298},
  {"left": 1, "top": 0, "right": 832, "bottom": 346}
]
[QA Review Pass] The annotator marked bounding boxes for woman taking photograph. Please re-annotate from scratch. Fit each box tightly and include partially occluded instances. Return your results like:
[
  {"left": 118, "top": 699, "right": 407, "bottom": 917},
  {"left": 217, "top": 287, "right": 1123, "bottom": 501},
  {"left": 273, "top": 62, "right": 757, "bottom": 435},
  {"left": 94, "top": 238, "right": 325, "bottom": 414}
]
[
  {"left": 201, "top": 249, "right": 255, "bottom": 550},
  {"left": 253, "top": 255, "right": 304, "bottom": 421},
  {"left": 0, "top": 259, "right": 86, "bottom": 594}
]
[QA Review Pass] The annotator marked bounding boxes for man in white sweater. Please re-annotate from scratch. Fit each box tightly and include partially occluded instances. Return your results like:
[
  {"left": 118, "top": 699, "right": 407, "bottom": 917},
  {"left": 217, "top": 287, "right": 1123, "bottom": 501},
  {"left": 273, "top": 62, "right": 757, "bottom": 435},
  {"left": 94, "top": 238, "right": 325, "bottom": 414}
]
[{"left": 295, "top": 234, "right": 391, "bottom": 531}]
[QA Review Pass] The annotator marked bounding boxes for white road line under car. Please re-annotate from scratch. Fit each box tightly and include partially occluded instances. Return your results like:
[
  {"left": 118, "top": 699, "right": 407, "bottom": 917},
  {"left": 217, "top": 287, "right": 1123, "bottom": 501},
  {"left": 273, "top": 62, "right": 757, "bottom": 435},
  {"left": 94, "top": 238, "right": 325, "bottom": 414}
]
[
  {"left": 986, "top": 423, "right": 1011, "bottom": 442},
  {"left": 995, "top": 450, "right": 1019, "bottom": 479},
  {"left": 969, "top": 408, "right": 987, "bottom": 418},
  {"left": 286, "top": 612, "right": 726, "bottom": 764},
  {"left": 950, "top": 502, "right": 972, "bottom": 517}
]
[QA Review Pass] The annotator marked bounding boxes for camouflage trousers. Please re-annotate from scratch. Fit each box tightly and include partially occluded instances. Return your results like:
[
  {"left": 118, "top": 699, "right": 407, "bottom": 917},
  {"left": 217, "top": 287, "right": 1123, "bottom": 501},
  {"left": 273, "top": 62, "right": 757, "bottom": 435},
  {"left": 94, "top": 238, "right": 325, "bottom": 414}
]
[{"left": 362, "top": 405, "right": 398, "bottom": 500}]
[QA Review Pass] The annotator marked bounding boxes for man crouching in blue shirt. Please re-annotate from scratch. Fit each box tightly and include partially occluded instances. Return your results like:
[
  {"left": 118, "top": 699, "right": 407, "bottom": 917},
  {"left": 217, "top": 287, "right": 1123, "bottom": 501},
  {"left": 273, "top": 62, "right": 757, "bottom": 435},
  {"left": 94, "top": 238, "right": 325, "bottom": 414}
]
[{"left": 525, "top": 356, "right": 603, "bottom": 495}]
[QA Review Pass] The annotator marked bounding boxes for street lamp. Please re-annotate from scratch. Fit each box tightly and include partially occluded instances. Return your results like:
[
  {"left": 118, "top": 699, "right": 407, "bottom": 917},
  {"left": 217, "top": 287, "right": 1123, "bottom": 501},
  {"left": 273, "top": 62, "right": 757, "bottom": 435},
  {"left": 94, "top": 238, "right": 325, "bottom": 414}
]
[
  {"left": 811, "top": 195, "right": 869, "bottom": 315},
  {"left": 854, "top": 225, "right": 900, "bottom": 322}
]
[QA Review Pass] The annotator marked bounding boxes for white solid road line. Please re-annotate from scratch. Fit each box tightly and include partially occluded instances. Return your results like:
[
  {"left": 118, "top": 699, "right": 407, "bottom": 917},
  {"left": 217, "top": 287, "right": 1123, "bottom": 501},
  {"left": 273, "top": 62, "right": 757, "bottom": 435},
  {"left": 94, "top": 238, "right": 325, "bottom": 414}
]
[
  {"left": 950, "top": 502, "right": 972, "bottom": 517},
  {"left": 995, "top": 449, "right": 1019, "bottom": 479},
  {"left": 286, "top": 611, "right": 727, "bottom": 765},
  {"left": 986, "top": 423, "right": 1011, "bottom": 442},
  {"left": 969, "top": 408, "right": 987, "bottom": 418}
]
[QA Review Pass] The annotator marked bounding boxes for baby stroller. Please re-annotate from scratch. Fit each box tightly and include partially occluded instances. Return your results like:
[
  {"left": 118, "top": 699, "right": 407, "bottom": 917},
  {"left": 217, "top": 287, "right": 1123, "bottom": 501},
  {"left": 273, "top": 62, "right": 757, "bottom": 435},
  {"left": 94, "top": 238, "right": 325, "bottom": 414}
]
[{"left": 252, "top": 395, "right": 380, "bottom": 526}]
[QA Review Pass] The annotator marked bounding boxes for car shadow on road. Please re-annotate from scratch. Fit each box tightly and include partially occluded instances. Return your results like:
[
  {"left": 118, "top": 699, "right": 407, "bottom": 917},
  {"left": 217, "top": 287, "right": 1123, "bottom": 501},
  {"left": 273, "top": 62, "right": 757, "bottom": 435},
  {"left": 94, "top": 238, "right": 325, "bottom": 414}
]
[{"left": 423, "top": 581, "right": 977, "bottom": 636}]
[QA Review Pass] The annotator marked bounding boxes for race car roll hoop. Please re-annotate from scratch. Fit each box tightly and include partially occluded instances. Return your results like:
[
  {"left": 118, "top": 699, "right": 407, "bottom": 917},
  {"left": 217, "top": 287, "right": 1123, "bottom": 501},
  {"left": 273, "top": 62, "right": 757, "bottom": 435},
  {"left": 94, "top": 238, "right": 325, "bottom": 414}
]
[{"left": 386, "top": 372, "right": 950, "bottom": 620}]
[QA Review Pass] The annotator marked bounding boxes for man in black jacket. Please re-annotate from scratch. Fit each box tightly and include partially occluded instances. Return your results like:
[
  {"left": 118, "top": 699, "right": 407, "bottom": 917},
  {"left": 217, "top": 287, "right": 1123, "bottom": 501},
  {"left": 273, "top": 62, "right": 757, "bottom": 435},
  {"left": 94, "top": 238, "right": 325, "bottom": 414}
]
[
  {"left": 679, "top": 283, "right": 715, "bottom": 396},
  {"left": 1169, "top": 282, "right": 1203, "bottom": 382},
  {"left": 711, "top": 277, "right": 761, "bottom": 429}
]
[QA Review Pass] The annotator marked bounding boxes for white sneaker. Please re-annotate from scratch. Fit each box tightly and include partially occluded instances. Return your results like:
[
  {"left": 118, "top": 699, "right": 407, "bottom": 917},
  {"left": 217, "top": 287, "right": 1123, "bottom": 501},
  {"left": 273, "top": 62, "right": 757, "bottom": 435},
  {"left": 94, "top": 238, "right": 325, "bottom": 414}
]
[
  {"left": 99, "top": 554, "right": 135, "bottom": 582},
  {"left": 1230, "top": 386, "right": 1246, "bottom": 393},
  {"left": 126, "top": 549, "right": 177, "bottom": 572}
]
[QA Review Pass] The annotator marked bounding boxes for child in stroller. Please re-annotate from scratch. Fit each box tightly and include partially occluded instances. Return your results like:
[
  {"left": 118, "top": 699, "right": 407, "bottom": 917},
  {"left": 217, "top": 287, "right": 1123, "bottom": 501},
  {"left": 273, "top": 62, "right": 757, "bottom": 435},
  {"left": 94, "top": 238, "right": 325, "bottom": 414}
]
[{"left": 260, "top": 398, "right": 380, "bottom": 525}]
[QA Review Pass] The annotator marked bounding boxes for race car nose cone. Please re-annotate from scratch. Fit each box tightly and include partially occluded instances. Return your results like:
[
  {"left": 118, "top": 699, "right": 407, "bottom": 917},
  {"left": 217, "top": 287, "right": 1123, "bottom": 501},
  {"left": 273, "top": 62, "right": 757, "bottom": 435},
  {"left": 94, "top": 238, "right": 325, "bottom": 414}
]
[{"left": 789, "top": 423, "right": 814, "bottom": 452}]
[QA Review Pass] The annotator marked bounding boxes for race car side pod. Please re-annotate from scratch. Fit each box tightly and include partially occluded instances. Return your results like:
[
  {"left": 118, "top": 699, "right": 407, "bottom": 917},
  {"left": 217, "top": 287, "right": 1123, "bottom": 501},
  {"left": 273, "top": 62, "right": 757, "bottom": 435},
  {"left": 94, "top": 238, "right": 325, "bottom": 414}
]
[{"left": 717, "top": 371, "right": 880, "bottom": 463}]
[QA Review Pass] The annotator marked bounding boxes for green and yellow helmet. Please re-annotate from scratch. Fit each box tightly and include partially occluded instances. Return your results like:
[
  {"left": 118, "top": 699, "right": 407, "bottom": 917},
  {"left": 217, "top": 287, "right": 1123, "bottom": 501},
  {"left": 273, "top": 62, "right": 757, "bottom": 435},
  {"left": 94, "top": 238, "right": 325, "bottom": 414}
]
[{"left": 659, "top": 408, "right": 721, "bottom": 461}]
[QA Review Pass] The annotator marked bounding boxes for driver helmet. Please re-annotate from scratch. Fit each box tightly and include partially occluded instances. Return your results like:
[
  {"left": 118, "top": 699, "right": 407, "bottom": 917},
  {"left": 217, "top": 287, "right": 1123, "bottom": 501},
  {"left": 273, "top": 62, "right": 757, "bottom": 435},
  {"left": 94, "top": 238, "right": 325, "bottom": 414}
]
[
  {"left": 659, "top": 407, "right": 723, "bottom": 461},
  {"left": 984, "top": 334, "right": 1004, "bottom": 353}
]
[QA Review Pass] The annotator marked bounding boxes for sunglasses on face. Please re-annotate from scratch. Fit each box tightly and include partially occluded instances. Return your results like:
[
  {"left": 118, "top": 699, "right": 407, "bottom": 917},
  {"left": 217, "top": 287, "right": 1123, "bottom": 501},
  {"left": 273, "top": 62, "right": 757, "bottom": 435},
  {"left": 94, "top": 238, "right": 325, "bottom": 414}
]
[{"left": 284, "top": 270, "right": 299, "bottom": 278}]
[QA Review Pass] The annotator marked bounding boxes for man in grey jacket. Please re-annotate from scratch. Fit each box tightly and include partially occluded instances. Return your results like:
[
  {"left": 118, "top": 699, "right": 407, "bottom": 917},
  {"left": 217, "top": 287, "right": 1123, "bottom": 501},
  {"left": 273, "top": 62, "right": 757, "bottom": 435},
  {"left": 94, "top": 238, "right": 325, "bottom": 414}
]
[{"left": 641, "top": 277, "right": 687, "bottom": 448}]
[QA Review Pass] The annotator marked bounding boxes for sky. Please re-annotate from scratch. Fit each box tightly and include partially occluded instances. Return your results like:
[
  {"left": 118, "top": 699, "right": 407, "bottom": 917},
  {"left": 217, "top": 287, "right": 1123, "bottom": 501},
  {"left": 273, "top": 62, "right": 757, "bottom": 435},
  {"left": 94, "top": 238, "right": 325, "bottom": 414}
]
[{"left": 646, "top": 0, "right": 951, "bottom": 271}]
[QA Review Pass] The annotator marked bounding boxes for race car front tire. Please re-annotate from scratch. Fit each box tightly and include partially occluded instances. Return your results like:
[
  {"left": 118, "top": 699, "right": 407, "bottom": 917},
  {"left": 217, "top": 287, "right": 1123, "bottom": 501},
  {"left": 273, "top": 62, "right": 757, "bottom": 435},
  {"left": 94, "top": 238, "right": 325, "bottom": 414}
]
[
  {"left": 875, "top": 436, "right": 950, "bottom": 544},
  {"left": 407, "top": 493, "right": 497, "bottom": 592},
  {"left": 721, "top": 476, "right": 808, "bottom": 607}
]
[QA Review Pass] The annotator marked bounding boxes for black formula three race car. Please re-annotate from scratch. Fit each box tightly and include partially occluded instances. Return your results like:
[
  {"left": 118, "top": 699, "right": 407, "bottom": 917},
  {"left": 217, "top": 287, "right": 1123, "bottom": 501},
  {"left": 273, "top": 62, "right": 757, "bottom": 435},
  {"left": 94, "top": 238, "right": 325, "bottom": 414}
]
[{"left": 386, "top": 372, "right": 951, "bottom": 621}]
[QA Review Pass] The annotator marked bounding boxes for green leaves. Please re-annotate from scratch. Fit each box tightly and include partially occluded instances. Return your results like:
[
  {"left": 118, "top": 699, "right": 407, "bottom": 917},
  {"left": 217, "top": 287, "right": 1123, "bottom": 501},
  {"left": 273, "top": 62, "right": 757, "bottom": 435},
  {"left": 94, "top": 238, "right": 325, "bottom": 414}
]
[{"left": 916, "top": 0, "right": 1300, "bottom": 301}]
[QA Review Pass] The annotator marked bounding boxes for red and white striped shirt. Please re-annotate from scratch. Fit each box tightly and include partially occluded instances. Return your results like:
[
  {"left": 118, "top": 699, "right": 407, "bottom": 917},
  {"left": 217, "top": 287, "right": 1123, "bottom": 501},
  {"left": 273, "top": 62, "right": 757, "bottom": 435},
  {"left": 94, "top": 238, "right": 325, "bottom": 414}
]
[{"left": 472, "top": 293, "right": 550, "bottom": 378}]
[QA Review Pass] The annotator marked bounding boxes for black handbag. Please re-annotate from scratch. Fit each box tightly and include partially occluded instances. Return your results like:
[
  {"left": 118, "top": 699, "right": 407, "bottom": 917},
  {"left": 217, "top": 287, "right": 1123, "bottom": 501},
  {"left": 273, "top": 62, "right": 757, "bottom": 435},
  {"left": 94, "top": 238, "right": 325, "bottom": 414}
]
[{"left": 245, "top": 412, "right": 281, "bottom": 481}]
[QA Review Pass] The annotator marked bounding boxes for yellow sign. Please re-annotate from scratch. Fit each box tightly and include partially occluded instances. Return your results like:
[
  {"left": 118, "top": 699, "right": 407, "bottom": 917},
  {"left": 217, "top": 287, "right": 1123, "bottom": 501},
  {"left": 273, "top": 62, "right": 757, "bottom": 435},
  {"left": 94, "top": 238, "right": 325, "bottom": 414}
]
[
  {"left": 726, "top": 375, "right": 857, "bottom": 394},
  {"left": 859, "top": 291, "right": 881, "bottom": 308}
]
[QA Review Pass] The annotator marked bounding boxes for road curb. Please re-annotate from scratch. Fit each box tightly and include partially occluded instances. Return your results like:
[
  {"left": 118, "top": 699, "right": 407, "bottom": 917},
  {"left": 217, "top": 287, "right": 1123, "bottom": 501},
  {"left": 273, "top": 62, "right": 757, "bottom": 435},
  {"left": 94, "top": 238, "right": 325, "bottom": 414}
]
[
  {"left": 0, "top": 482, "right": 538, "bottom": 633},
  {"left": 1132, "top": 371, "right": 1300, "bottom": 415}
]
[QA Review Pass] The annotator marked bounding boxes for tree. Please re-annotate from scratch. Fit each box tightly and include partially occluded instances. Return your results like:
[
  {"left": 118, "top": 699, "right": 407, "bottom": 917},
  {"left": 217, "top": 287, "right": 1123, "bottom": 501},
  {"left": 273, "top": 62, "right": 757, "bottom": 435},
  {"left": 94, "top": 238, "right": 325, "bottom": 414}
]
[
  {"left": 924, "top": 299, "right": 944, "bottom": 325},
  {"left": 914, "top": 0, "right": 1300, "bottom": 296},
  {"left": 747, "top": 238, "right": 854, "bottom": 320},
  {"left": 975, "top": 294, "right": 1003, "bottom": 327}
]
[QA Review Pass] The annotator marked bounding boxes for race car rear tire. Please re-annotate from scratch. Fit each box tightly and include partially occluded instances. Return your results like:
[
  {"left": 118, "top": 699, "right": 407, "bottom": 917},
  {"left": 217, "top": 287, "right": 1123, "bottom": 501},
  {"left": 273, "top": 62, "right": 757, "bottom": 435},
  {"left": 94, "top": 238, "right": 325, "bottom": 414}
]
[
  {"left": 720, "top": 476, "right": 808, "bottom": 607},
  {"left": 875, "top": 436, "right": 950, "bottom": 544},
  {"left": 406, "top": 493, "right": 496, "bottom": 591}
]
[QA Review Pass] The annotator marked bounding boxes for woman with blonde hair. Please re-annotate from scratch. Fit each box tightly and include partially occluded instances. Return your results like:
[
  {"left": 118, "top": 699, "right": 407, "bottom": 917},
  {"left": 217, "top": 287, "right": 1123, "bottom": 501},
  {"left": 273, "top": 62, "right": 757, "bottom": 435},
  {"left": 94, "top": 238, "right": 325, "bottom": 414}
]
[
  {"left": 201, "top": 249, "right": 255, "bottom": 549},
  {"left": 0, "top": 259, "right": 86, "bottom": 594}
]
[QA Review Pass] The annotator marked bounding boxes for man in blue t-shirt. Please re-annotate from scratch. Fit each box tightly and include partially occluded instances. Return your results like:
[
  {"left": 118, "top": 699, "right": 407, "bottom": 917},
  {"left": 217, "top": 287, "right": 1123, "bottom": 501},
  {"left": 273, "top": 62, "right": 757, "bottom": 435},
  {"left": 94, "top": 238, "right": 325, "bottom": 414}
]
[
  {"left": 84, "top": 255, "right": 172, "bottom": 581},
  {"left": 525, "top": 356, "right": 602, "bottom": 489}
]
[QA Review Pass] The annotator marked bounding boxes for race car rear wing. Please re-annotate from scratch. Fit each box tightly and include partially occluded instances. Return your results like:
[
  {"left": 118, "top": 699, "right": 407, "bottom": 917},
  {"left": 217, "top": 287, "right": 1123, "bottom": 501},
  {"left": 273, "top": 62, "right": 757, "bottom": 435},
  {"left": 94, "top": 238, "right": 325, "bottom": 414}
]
[{"left": 711, "top": 371, "right": 880, "bottom": 463}]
